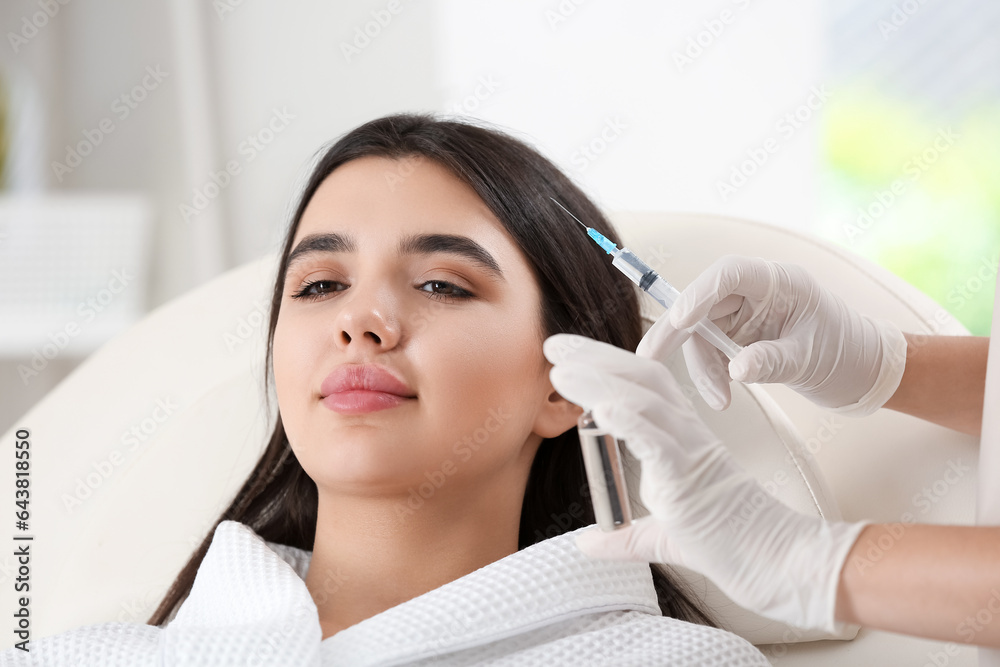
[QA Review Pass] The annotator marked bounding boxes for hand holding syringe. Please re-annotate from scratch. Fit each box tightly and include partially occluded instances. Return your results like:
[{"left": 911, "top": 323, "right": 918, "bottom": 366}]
[{"left": 551, "top": 199, "right": 743, "bottom": 361}]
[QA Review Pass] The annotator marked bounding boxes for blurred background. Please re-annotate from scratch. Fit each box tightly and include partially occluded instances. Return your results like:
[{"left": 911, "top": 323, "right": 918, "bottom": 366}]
[{"left": 0, "top": 0, "right": 997, "bottom": 434}]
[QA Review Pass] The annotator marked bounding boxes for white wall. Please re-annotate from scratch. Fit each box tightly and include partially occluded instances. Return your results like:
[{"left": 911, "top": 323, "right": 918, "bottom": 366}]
[{"left": 433, "top": 0, "right": 822, "bottom": 228}]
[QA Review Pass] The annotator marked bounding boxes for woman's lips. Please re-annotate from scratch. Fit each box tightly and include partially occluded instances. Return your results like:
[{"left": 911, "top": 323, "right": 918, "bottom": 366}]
[
  {"left": 320, "top": 363, "right": 417, "bottom": 414},
  {"left": 321, "top": 391, "right": 415, "bottom": 415}
]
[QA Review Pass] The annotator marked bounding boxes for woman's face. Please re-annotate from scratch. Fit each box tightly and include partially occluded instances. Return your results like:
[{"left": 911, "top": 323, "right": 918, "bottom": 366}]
[{"left": 273, "top": 155, "right": 577, "bottom": 501}]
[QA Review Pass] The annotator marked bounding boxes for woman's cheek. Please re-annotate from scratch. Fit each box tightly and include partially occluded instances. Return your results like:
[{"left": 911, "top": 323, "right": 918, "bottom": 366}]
[
  {"left": 418, "top": 317, "right": 501, "bottom": 406},
  {"left": 272, "top": 315, "right": 311, "bottom": 445}
]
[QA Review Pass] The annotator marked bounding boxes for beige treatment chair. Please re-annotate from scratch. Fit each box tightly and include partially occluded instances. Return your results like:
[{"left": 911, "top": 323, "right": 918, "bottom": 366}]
[{"left": 0, "top": 212, "right": 979, "bottom": 665}]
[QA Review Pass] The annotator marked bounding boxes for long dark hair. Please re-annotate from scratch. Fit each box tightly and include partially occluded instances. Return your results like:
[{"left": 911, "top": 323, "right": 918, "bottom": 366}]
[{"left": 147, "top": 112, "right": 716, "bottom": 628}]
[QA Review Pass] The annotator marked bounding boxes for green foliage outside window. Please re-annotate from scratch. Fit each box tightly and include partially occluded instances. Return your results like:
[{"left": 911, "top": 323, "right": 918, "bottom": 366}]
[{"left": 819, "top": 83, "right": 999, "bottom": 335}]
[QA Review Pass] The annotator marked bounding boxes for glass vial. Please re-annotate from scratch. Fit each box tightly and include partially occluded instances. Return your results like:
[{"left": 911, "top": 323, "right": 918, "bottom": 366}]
[{"left": 577, "top": 409, "right": 632, "bottom": 532}]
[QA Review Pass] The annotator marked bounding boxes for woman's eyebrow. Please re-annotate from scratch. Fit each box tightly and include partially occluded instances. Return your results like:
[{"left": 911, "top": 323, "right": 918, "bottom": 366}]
[{"left": 285, "top": 232, "right": 505, "bottom": 282}]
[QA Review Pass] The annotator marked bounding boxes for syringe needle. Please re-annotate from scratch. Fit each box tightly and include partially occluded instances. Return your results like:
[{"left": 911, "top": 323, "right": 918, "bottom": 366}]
[
  {"left": 550, "top": 197, "right": 588, "bottom": 230},
  {"left": 551, "top": 197, "right": 619, "bottom": 254}
]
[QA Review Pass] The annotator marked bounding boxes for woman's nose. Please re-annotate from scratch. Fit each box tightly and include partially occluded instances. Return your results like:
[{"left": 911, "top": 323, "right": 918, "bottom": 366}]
[{"left": 332, "top": 282, "right": 401, "bottom": 350}]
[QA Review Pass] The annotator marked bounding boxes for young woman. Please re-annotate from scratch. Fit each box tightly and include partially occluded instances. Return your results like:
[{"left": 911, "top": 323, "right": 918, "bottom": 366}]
[{"left": 3, "top": 114, "right": 771, "bottom": 665}]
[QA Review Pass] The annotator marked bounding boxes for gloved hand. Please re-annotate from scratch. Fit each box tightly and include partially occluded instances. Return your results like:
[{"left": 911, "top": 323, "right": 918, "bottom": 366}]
[
  {"left": 544, "top": 333, "right": 870, "bottom": 634},
  {"left": 636, "top": 255, "right": 907, "bottom": 415}
]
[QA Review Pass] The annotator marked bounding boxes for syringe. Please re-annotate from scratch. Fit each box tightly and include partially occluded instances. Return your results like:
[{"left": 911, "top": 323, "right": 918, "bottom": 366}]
[{"left": 551, "top": 198, "right": 742, "bottom": 361}]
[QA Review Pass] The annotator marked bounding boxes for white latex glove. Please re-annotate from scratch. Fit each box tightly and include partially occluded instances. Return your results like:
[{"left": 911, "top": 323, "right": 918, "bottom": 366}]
[
  {"left": 636, "top": 255, "right": 907, "bottom": 415},
  {"left": 543, "top": 333, "right": 870, "bottom": 634}
]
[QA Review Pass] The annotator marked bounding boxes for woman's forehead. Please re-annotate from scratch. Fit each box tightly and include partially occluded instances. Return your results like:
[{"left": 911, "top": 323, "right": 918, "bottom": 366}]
[
  {"left": 293, "top": 156, "right": 517, "bottom": 262},
  {"left": 306, "top": 155, "right": 483, "bottom": 215}
]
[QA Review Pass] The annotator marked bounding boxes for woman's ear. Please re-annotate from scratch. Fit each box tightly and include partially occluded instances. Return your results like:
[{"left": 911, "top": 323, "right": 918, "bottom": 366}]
[{"left": 532, "top": 379, "right": 585, "bottom": 439}]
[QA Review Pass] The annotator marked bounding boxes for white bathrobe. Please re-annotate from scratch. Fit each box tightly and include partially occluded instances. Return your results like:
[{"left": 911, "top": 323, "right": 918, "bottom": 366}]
[{"left": 1, "top": 520, "right": 769, "bottom": 666}]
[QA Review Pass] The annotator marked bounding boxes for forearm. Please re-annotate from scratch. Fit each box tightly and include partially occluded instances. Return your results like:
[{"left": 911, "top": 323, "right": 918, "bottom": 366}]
[
  {"left": 882, "top": 334, "right": 989, "bottom": 435},
  {"left": 836, "top": 523, "right": 1000, "bottom": 646}
]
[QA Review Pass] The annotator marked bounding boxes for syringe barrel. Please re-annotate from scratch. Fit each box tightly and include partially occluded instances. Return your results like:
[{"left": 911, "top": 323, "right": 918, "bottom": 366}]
[
  {"left": 611, "top": 249, "right": 742, "bottom": 361},
  {"left": 644, "top": 275, "right": 680, "bottom": 311},
  {"left": 610, "top": 249, "right": 653, "bottom": 289},
  {"left": 693, "top": 319, "right": 743, "bottom": 361}
]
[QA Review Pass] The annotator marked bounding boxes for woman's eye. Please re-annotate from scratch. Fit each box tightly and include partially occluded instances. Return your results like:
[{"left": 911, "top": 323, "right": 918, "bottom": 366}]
[
  {"left": 290, "top": 280, "right": 343, "bottom": 300},
  {"left": 418, "top": 280, "right": 474, "bottom": 302}
]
